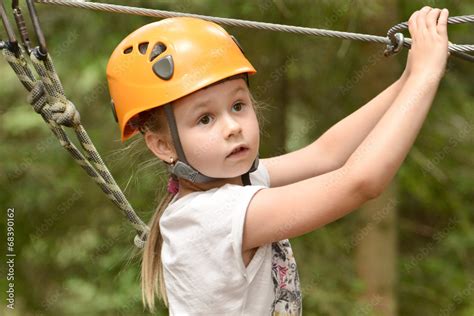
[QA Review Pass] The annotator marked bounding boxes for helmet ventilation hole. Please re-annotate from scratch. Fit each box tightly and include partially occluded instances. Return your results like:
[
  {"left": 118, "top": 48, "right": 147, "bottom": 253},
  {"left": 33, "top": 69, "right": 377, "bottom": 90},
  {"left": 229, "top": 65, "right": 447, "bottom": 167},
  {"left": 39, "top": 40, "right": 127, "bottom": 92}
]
[
  {"left": 123, "top": 46, "right": 133, "bottom": 54},
  {"left": 152, "top": 55, "right": 174, "bottom": 80},
  {"left": 150, "top": 42, "right": 167, "bottom": 62},
  {"left": 138, "top": 42, "right": 149, "bottom": 54}
]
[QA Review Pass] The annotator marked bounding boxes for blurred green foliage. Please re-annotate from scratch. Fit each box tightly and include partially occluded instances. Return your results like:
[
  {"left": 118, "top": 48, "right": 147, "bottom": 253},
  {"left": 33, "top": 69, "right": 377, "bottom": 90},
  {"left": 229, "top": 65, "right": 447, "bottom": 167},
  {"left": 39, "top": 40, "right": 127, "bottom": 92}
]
[{"left": 0, "top": 0, "right": 472, "bottom": 315}]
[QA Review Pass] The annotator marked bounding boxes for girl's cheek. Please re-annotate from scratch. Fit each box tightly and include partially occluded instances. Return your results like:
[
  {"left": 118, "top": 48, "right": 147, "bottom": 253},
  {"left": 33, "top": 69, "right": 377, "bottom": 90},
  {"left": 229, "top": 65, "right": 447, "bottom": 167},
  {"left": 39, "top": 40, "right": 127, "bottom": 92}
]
[{"left": 186, "top": 129, "right": 219, "bottom": 153}]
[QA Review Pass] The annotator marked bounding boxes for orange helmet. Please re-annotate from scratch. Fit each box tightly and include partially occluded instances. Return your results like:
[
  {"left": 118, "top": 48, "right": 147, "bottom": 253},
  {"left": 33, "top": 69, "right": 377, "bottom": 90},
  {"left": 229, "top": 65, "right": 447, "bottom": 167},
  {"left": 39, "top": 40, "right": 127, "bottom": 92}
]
[{"left": 106, "top": 17, "right": 257, "bottom": 142}]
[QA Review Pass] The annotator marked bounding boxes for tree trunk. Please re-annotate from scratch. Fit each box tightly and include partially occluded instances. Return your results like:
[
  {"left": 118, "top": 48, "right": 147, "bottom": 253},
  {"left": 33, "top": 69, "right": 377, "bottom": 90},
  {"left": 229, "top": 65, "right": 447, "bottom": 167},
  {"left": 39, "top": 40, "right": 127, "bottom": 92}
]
[
  {"left": 354, "top": 2, "right": 400, "bottom": 315},
  {"left": 356, "top": 183, "right": 398, "bottom": 315}
]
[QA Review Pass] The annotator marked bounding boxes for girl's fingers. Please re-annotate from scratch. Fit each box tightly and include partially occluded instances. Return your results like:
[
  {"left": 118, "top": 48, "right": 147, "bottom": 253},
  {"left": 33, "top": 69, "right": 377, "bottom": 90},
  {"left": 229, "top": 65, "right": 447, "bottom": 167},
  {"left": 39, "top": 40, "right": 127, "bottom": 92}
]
[
  {"left": 416, "top": 6, "right": 432, "bottom": 34},
  {"left": 426, "top": 8, "right": 441, "bottom": 33},
  {"left": 408, "top": 10, "right": 419, "bottom": 33},
  {"left": 437, "top": 8, "right": 449, "bottom": 37},
  {"left": 408, "top": 10, "right": 420, "bottom": 43}
]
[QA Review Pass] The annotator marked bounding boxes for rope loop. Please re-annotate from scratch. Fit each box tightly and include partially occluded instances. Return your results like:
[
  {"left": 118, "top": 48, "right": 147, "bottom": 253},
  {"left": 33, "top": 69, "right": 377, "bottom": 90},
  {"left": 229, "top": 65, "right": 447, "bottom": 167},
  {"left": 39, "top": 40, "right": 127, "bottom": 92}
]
[
  {"left": 134, "top": 231, "right": 148, "bottom": 249},
  {"left": 384, "top": 33, "right": 404, "bottom": 57}
]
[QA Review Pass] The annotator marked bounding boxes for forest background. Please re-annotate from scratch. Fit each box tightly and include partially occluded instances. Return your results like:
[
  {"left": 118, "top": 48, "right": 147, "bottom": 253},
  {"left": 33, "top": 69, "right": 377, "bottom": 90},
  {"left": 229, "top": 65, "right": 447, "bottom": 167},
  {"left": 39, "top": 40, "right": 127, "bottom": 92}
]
[{"left": 1, "top": 0, "right": 473, "bottom": 315}]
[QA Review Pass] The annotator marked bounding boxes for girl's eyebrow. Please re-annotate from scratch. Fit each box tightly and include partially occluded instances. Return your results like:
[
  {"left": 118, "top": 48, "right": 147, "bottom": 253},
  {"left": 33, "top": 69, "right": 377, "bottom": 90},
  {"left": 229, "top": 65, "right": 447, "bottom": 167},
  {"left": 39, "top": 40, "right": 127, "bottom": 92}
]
[
  {"left": 191, "top": 100, "right": 211, "bottom": 113},
  {"left": 190, "top": 85, "right": 246, "bottom": 114}
]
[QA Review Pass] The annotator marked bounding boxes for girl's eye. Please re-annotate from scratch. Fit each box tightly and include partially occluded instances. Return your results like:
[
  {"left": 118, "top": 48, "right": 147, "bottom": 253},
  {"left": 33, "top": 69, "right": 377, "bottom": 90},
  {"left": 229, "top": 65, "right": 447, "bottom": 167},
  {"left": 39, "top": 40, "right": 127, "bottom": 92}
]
[
  {"left": 198, "top": 114, "right": 212, "bottom": 125},
  {"left": 232, "top": 102, "right": 245, "bottom": 112}
]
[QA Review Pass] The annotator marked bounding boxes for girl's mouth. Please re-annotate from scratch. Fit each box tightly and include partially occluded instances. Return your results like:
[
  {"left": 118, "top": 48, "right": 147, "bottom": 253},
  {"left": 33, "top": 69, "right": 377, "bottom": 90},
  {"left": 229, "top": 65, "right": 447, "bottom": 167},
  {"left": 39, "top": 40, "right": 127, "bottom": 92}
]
[{"left": 227, "top": 146, "right": 249, "bottom": 158}]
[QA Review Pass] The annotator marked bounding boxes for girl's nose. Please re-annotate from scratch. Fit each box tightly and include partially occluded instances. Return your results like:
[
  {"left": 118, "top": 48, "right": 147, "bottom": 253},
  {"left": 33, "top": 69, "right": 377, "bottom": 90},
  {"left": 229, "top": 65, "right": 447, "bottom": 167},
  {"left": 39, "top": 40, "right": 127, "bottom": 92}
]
[{"left": 223, "top": 115, "right": 242, "bottom": 139}]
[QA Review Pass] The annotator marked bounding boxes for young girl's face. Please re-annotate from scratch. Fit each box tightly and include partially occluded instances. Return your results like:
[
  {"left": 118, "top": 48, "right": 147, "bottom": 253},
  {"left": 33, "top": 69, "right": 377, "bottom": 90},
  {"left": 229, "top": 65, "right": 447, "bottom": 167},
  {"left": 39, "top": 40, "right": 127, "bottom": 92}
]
[{"left": 171, "top": 78, "right": 260, "bottom": 179}]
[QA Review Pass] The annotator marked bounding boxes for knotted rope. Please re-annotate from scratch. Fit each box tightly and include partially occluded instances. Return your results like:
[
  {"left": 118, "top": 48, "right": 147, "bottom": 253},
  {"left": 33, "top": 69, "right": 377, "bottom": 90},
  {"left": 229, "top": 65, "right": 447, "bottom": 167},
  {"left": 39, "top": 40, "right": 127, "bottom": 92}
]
[{"left": 1, "top": 43, "right": 150, "bottom": 248}]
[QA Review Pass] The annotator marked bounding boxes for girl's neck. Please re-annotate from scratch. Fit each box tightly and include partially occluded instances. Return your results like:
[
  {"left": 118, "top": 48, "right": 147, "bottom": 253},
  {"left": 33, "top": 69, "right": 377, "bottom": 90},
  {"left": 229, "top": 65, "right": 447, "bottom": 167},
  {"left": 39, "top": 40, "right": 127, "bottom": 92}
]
[{"left": 176, "top": 176, "right": 243, "bottom": 199}]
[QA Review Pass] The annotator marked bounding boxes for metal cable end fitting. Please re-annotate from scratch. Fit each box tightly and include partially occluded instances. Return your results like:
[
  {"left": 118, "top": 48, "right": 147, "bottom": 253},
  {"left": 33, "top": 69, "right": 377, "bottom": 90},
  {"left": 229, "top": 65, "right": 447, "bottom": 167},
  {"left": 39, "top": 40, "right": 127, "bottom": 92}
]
[{"left": 384, "top": 32, "right": 404, "bottom": 57}]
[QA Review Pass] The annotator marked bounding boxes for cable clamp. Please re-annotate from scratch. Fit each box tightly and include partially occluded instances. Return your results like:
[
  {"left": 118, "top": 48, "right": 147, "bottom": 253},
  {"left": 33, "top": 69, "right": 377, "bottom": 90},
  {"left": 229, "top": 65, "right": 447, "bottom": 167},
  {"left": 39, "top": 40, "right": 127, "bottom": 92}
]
[{"left": 384, "top": 32, "right": 404, "bottom": 57}]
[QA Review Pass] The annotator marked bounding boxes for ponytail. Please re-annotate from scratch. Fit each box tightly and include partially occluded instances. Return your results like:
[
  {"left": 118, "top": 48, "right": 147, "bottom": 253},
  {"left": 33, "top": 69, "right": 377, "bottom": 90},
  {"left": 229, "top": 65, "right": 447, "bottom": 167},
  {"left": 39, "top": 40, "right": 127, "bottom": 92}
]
[{"left": 141, "top": 175, "right": 178, "bottom": 312}]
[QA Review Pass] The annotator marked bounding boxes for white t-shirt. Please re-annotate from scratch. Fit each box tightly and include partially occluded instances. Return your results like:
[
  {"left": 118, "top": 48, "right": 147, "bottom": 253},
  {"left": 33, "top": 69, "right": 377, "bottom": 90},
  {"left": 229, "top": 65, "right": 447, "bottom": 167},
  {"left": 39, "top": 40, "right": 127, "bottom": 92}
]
[{"left": 160, "top": 161, "right": 302, "bottom": 315}]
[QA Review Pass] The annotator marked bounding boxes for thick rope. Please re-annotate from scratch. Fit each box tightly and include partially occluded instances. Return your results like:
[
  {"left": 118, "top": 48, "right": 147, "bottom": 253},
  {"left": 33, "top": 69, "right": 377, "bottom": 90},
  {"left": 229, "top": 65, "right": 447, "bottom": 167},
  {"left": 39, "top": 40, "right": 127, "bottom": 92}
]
[
  {"left": 34, "top": 0, "right": 474, "bottom": 61},
  {"left": 1, "top": 44, "right": 149, "bottom": 248}
]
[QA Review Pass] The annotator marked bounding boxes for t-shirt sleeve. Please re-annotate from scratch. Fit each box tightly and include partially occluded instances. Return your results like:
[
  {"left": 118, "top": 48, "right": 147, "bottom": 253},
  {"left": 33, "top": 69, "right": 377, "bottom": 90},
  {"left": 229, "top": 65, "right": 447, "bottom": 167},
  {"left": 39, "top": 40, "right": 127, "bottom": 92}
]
[
  {"left": 230, "top": 161, "right": 271, "bottom": 282},
  {"left": 227, "top": 184, "right": 269, "bottom": 283}
]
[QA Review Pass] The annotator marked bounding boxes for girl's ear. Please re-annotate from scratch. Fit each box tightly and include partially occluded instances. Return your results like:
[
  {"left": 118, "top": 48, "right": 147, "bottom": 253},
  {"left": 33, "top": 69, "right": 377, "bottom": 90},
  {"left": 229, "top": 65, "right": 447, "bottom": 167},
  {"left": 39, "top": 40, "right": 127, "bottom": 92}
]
[{"left": 144, "top": 131, "right": 177, "bottom": 162}]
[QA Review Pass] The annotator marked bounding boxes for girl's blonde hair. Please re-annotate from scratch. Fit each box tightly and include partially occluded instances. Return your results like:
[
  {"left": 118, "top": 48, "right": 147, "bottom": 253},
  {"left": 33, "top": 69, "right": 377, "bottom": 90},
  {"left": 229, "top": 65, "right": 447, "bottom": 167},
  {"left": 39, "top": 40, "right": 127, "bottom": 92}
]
[{"left": 139, "top": 85, "right": 267, "bottom": 313}]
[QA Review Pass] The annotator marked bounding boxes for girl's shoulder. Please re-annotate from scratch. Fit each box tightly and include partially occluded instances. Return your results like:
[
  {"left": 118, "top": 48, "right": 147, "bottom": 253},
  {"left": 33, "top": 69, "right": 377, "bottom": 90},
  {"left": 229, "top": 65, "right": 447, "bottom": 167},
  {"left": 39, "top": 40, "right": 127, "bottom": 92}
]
[
  {"left": 160, "top": 161, "right": 270, "bottom": 230},
  {"left": 167, "top": 159, "right": 270, "bottom": 209}
]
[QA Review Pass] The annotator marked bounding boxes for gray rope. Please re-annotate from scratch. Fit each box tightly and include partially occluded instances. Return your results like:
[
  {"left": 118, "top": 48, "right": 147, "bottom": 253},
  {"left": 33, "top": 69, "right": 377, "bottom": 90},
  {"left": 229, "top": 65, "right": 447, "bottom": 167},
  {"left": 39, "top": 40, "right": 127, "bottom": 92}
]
[
  {"left": 385, "top": 15, "right": 474, "bottom": 62},
  {"left": 34, "top": 0, "right": 474, "bottom": 61}
]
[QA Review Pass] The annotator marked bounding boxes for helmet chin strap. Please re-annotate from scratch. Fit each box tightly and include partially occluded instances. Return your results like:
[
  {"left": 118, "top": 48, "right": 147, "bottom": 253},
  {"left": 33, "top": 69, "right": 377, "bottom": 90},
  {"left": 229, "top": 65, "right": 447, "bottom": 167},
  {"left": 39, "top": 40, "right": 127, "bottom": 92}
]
[{"left": 163, "top": 104, "right": 258, "bottom": 185}]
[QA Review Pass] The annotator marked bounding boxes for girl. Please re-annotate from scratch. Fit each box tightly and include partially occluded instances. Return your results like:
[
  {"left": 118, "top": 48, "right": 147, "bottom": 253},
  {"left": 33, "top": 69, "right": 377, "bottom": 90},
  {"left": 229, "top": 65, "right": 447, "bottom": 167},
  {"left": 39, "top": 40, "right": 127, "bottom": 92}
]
[{"left": 106, "top": 6, "right": 449, "bottom": 315}]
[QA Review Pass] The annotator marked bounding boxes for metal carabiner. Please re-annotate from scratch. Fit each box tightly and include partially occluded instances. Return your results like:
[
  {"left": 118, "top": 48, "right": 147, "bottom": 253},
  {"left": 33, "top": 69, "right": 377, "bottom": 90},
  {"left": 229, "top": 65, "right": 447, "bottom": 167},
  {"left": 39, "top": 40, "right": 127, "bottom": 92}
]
[
  {"left": 25, "top": 0, "right": 47, "bottom": 57},
  {"left": 0, "top": 0, "right": 21, "bottom": 56},
  {"left": 11, "top": 0, "right": 31, "bottom": 53},
  {"left": 12, "top": 0, "right": 47, "bottom": 59},
  {"left": 384, "top": 32, "right": 404, "bottom": 57}
]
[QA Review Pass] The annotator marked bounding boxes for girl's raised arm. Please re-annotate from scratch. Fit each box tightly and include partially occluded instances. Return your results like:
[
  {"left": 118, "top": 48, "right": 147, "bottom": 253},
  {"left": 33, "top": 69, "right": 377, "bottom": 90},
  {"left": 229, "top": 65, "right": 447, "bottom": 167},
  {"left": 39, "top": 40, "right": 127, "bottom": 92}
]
[{"left": 243, "top": 7, "right": 449, "bottom": 251}]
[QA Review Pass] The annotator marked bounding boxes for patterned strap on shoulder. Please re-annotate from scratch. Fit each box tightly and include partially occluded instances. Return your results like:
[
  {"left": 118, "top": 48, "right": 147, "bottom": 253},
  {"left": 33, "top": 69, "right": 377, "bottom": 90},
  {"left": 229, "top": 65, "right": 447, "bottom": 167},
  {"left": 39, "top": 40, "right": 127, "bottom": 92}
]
[{"left": 270, "top": 239, "right": 302, "bottom": 315}]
